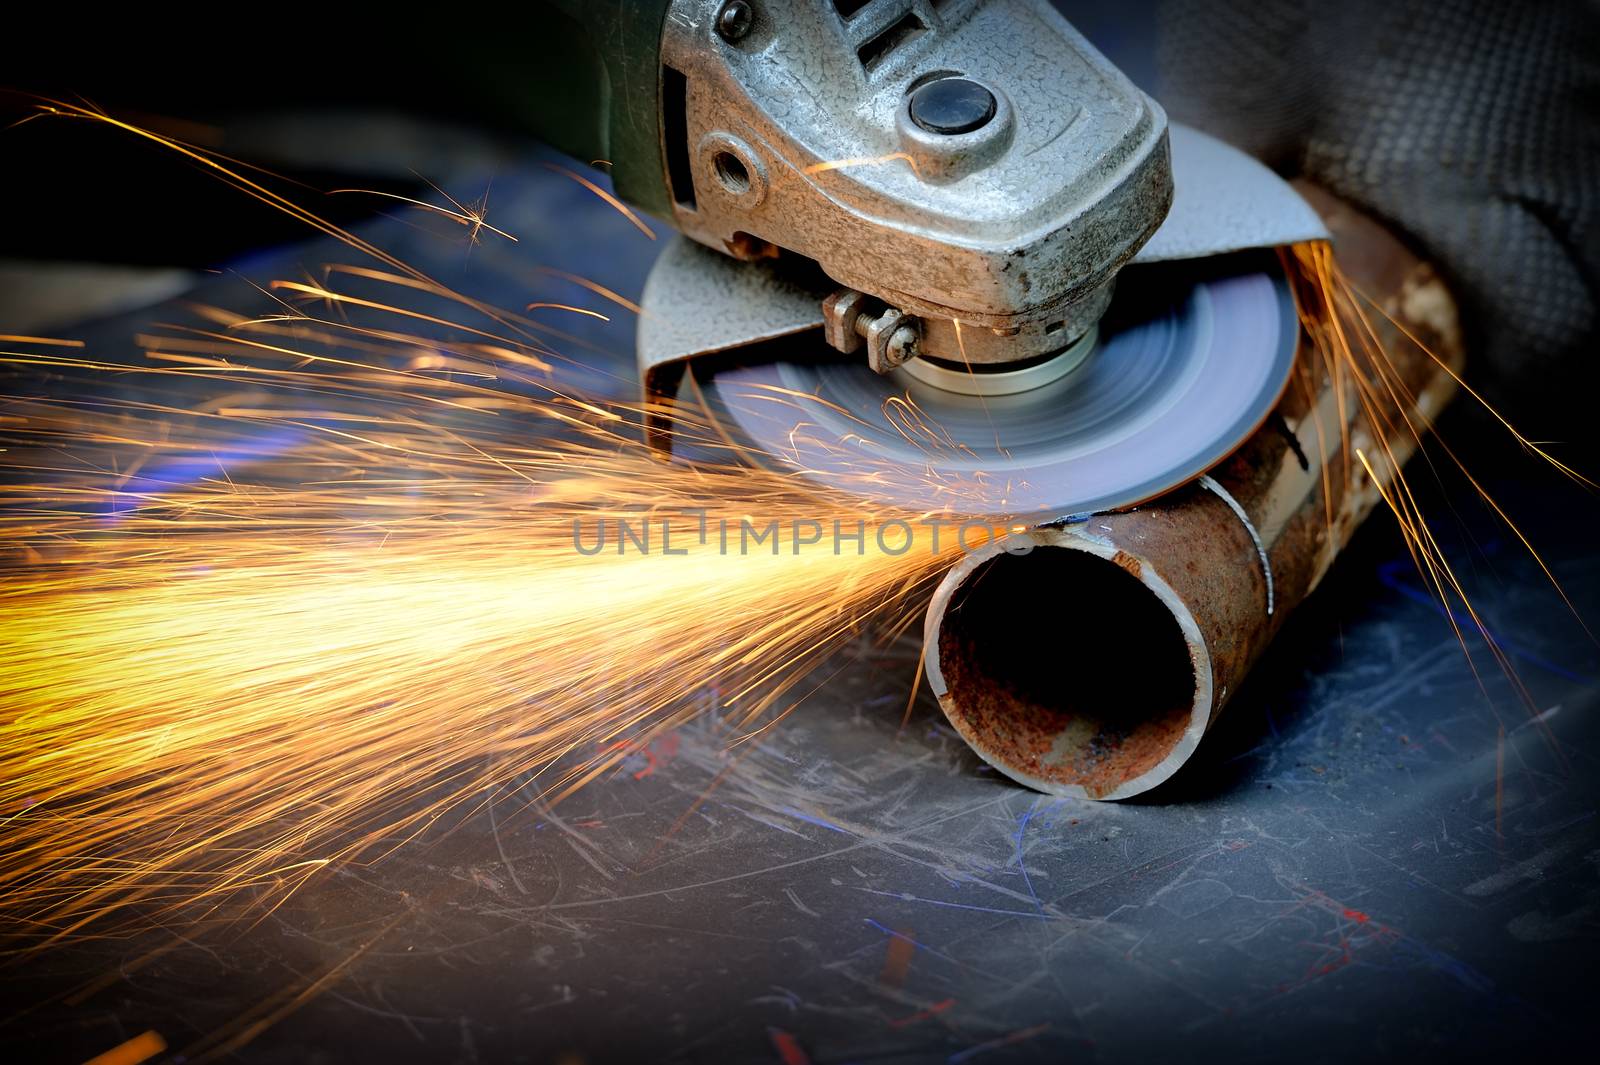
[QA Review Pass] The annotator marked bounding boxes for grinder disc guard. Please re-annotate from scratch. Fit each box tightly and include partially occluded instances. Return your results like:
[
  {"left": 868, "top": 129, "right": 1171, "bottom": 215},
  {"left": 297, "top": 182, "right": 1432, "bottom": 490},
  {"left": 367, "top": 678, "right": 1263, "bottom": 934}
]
[{"left": 692, "top": 254, "right": 1299, "bottom": 519}]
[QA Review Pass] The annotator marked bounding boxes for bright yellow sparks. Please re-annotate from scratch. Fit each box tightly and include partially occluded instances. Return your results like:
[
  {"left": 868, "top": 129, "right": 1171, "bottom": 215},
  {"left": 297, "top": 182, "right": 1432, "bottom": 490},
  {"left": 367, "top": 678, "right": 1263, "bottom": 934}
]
[
  {"left": 0, "top": 267, "right": 973, "bottom": 948},
  {"left": 0, "top": 104, "right": 980, "bottom": 946},
  {"left": 1288, "top": 241, "right": 1591, "bottom": 726}
]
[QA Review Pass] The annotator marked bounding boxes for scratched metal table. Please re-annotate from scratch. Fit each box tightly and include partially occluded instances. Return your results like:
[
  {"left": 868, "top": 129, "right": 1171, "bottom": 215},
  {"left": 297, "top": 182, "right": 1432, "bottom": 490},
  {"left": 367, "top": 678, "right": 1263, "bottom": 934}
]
[{"left": 8, "top": 141, "right": 1600, "bottom": 1065}]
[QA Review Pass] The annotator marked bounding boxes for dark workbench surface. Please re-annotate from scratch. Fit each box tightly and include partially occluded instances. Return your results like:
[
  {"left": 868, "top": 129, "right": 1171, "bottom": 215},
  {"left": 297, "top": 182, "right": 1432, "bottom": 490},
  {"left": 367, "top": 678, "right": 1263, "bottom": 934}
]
[{"left": 6, "top": 146, "right": 1598, "bottom": 1065}]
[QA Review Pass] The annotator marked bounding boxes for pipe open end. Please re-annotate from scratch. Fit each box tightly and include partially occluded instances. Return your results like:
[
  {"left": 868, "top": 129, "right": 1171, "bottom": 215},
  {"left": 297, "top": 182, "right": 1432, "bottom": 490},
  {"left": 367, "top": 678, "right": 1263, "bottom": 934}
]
[{"left": 925, "top": 535, "right": 1211, "bottom": 800}]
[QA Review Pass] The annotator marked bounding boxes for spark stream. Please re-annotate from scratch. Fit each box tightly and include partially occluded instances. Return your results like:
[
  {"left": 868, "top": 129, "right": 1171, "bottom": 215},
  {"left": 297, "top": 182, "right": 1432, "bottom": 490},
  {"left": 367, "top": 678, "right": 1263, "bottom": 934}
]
[
  {"left": 571, "top": 512, "right": 1018, "bottom": 556},
  {"left": 0, "top": 103, "right": 1003, "bottom": 944}
]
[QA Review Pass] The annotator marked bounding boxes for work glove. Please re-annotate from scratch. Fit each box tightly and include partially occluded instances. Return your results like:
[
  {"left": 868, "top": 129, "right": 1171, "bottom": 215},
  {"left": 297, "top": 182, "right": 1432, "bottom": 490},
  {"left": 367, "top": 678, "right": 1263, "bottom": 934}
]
[{"left": 1155, "top": 0, "right": 1599, "bottom": 427}]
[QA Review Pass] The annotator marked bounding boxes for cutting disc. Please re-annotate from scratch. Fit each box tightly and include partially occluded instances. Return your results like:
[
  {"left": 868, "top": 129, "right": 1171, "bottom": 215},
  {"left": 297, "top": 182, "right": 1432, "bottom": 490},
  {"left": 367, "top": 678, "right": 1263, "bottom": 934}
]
[{"left": 691, "top": 254, "right": 1298, "bottom": 519}]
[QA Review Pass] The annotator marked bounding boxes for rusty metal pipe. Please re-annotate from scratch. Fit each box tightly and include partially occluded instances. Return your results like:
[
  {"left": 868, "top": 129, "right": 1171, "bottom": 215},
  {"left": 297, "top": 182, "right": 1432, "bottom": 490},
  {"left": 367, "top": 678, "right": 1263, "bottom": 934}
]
[{"left": 923, "top": 188, "right": 1466, "bottom": 799}]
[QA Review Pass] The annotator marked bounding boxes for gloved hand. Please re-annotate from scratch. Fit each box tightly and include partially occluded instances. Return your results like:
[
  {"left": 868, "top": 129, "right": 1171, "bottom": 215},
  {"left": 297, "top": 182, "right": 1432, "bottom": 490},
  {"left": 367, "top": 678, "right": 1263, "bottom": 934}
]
[{"left": 1153, "top": 0, "right": 1599, "bottom": 425}]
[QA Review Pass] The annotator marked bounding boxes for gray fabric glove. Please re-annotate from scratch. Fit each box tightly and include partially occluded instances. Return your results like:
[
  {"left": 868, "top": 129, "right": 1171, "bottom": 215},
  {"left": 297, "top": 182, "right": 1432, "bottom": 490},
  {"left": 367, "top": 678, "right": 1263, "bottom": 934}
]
[{"left": 1154, "top": 0, "right": 1599, "bottom": 420}]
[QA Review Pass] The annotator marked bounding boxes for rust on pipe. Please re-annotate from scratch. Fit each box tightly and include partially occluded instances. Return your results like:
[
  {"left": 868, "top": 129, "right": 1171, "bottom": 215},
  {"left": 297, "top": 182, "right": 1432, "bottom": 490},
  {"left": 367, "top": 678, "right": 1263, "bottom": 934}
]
[{"left": 922, "top": 187, "right": 1466, "bottom": 800}]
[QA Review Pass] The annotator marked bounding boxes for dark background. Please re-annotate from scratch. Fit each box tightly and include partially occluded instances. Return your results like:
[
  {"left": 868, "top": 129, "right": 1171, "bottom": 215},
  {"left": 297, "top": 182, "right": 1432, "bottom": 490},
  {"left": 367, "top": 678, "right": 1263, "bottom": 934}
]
[{"left": 3, "top": 3, "right": 1599, "bottom": 1063}]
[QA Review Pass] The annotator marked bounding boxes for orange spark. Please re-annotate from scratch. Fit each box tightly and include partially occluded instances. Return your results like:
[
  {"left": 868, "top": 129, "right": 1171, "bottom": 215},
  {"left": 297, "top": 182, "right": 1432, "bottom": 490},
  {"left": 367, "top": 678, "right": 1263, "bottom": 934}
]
[
  {"left": 803, "top": 151, "right": 922, "bottom": 180},
  {"left": 1296, "top": 239, "right": 1588, "bottom": 750},
  {"left": 0, "top": 335, "right": 85, "bottom": 348},
  {"left": 541, "top": 162, "right": 657, "bottom": 241},
  {"left": 326, "top": 186, "right": 518, "bottom": 244}
]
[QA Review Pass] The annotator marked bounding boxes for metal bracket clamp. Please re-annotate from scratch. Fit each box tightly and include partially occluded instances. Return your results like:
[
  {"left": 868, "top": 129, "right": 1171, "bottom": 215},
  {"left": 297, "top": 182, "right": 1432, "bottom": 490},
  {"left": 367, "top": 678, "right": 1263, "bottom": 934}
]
[{"left": 822, "top": 288, "right": 920, "bottom": 373}]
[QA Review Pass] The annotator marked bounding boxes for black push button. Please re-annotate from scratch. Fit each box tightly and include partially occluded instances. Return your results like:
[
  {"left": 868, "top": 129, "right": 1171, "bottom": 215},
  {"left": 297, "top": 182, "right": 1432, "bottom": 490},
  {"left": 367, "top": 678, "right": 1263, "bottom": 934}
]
[{"left": 909, "top": 78, "right": 997, "bottom": 135}]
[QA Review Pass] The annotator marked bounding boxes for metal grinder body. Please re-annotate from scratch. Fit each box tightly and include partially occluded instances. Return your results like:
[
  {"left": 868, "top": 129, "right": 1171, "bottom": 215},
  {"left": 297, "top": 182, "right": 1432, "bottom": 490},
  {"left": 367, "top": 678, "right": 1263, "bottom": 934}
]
[{"left": 523, "top": 0, "right": 1328, "bottom": 519}]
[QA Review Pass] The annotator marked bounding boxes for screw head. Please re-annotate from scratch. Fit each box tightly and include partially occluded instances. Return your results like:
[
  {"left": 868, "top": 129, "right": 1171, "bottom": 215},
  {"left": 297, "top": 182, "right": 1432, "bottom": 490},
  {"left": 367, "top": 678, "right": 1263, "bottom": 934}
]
[
  {"left": 885, "top": 325, "right": 920, "bottom": 367},
  {"left": 715, "top": 0, "right": 753, "bottom": 42},
  {"left": 908, "top": 77, "right": 997, "bottom": 135}
]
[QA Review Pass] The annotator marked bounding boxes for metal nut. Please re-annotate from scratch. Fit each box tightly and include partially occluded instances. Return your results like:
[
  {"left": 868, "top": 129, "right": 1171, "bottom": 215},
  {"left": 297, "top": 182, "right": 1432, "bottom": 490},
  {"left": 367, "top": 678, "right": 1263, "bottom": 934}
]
[{"left": 822, "top": 289, "right": 869, "bottom": 354}]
